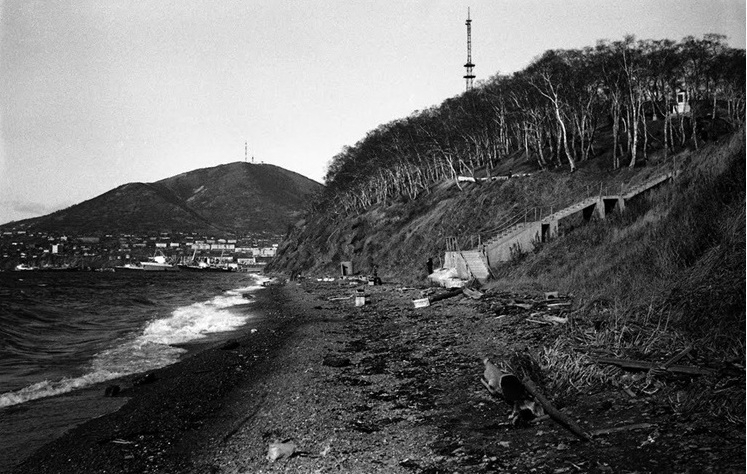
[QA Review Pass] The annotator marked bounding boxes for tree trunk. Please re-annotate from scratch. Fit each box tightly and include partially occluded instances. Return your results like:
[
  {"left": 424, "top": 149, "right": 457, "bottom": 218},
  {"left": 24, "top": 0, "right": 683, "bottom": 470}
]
[{"left": 612, "top": 103, "right": 620, "bottom": 169}]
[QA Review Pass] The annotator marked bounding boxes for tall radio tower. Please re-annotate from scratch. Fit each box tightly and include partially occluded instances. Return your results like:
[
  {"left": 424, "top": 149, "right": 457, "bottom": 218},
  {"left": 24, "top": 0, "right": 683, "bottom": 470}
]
[{"left": 463, "top": 8, "right": 475, "bottom": 91}]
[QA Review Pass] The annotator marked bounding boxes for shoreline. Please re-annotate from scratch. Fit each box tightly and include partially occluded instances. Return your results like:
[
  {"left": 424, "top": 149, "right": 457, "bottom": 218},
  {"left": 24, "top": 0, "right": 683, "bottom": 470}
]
[
  {"left": 8, "top": 284, "right": 297, "bottom": 473},
  {"left": 10, "top": 279, "right": 745, "bottom": 473}
]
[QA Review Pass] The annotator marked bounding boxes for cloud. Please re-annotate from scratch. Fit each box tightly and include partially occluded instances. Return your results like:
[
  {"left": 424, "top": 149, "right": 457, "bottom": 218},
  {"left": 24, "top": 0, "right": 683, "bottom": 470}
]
[{"left": 0, "top": 199, "right": 69, "bottom": 225}]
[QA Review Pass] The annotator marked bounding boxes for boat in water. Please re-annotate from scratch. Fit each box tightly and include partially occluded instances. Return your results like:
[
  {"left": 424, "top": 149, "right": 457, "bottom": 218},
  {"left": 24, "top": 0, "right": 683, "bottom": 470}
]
[
  {"left": 177, "top": 251, "right": 234, "bottom": 272},
  {"left": 141, "top": 253, "right": 179, "bottom": 271},
  {"left": 115, "top": 252, "right": 178, "bottom": 272},
  {"left": 14, "top": 264, "right": 37, "bottom": 271},
  {"left": 114, "top": 263, "right": 144, "bottom": 272},
  {"left": 177, "top": 261, "right": 232, "bottom": 272}
]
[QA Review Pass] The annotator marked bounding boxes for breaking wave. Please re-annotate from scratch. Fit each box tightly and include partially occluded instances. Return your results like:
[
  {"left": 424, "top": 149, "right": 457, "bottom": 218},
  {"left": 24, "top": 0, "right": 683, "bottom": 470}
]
[{"left": 0, "top": 278, "right": 266, "bottom": 408}]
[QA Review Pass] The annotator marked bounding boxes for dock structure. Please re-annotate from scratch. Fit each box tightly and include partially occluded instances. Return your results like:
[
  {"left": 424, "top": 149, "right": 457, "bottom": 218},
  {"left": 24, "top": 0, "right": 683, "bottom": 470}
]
[{"left": 443, "top": 171, "right": 677, "bottom": 283}]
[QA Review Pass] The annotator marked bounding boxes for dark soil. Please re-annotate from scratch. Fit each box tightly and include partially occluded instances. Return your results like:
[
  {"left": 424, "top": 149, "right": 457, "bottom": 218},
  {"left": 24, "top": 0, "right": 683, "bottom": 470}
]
[{"left": 10, "top": 280, "right": 745, "bottom": 473}]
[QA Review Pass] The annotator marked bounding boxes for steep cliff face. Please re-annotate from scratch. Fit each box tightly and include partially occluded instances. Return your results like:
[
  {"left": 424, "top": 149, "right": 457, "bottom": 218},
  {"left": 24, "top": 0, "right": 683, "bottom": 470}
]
[{"left": 2, "top": 162, "right": 323, "bottom": 235}]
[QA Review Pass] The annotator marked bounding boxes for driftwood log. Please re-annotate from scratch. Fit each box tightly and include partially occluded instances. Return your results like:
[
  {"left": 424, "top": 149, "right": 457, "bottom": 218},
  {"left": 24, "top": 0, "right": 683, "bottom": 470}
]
[
  {"left": 428, "top": 288, "right": 464, "bottom": 304},
  {"left": 522, "top": 377, "right": 591, "bottom": 442}
]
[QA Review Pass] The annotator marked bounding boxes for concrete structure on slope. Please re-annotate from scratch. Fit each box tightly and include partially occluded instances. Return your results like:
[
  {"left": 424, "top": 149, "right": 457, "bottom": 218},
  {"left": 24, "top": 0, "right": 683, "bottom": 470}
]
[{"left": 441, "top": 171, "right": 677, "bottom": 284}]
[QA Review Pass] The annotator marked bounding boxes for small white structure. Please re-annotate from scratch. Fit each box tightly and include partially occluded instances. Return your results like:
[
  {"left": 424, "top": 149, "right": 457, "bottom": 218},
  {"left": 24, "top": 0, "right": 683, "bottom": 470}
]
[{"left": 675, "top": 90, "right": 691, "bottom": 115}]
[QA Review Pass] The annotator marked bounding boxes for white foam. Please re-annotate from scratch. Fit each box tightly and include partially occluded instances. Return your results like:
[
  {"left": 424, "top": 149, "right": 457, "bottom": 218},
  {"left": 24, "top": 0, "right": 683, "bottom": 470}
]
[
  {"left": 0, "top": 278, "right": 264, "bottom": 408},
  {"left": 0, "top": 369, "right": 126, "bottom": 408},
  {"left": 141, "top": 300, "right": 249, "bottom": 345}
]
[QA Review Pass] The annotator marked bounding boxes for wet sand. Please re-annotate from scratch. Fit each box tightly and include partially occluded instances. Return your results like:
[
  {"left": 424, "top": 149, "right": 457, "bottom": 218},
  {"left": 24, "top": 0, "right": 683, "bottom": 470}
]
[{"left": 9, "top": 280, "right": 745, "bottom": 473}]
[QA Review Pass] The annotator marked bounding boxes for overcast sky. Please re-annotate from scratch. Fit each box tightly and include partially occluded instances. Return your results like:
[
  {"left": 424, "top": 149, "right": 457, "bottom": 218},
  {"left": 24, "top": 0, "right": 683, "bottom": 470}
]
[{"left": 0, "top": 0, "right": 744, "bottom": 225}]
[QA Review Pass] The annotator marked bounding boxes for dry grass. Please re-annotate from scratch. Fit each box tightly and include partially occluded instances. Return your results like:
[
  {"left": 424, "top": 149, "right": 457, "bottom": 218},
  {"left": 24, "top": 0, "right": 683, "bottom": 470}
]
[{"left": 484, "top": 130, "right": 745, "bottom": 418}]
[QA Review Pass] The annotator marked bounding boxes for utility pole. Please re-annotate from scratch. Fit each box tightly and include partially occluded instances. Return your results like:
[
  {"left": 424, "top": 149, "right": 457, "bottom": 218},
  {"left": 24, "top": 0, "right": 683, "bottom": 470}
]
[{"left": 463, "top": 8, "right": 475, "bottom": 91}]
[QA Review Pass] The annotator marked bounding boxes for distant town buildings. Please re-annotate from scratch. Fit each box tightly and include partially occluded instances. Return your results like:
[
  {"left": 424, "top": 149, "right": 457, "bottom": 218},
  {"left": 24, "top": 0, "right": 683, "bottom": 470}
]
[{"left": 0, "top": 230, "right": 281, "bottom": 271}]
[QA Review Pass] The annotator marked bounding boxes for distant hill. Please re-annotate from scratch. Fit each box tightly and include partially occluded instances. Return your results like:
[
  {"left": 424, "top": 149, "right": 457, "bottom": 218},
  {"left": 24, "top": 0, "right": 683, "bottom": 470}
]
[{"left": 1, "top": 163, "right": 323, "bottom": 235}]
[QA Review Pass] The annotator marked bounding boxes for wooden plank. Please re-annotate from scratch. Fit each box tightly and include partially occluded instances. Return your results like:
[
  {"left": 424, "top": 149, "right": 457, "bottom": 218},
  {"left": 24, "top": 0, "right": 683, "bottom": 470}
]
[
  {"left": 594, "top": 357, "right": 714, "bottom": 376},
  {"left": 591, "top": 423, "right": 655, "bottom": 437}
]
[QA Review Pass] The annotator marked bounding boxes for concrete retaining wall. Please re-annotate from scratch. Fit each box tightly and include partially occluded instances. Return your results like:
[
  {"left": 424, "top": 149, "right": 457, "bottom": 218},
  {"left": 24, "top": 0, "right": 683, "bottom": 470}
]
[{"left": 485, "top": 222, "right": 543, "bottom": 263}]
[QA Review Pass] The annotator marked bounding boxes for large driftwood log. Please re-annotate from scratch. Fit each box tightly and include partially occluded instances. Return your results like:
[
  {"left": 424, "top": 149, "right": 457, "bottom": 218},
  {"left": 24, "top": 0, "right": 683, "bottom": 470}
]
[
  {"left": 522, "top": 377, "right": 591, "bottom": 442},
  {"left": 428, "top": 288, "right": 464, "bottom": 303}
]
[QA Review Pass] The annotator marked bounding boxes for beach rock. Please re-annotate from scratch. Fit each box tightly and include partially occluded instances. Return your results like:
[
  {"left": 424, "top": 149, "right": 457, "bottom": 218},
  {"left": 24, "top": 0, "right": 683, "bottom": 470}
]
[
  {"left": 323, "top": 355, "right": 351, "bottom": 367},
  {"left": 220, "top": 339, "right": 240, "bottom": 350},
  {"left": 267, "top": 441, "right": 296, "bottom": 462},
  {"left": 133, "top": 373, "right": 157, "bottom": 386}
]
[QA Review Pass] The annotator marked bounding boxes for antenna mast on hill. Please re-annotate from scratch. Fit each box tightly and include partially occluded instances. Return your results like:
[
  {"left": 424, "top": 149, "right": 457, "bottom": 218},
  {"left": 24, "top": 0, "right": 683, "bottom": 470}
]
[
  {"left": 464, "top": 7, "right": 475, "bottom": 91},
  {"left": 244, "top": 141, "right": 255, "bottom": 164}
]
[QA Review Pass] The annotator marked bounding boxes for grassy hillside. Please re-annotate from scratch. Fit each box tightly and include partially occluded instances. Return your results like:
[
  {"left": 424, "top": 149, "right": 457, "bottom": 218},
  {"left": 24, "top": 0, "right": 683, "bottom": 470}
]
[
  {"left": 270, "top": 124, "right": 694, "bottom": 281},
  {"left": 270, "top": 127, "right": 745, "bottom": 428}
]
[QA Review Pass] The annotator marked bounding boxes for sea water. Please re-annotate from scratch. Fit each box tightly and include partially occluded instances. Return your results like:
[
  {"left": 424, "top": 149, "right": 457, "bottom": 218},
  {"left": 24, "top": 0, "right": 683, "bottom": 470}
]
[{"left": 0, "top": 270, "right": 265, "bottom": 470}]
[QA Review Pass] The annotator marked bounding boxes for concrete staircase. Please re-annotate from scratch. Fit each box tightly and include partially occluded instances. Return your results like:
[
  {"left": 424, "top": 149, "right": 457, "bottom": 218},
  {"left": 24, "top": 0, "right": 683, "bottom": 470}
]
[
  {"left": 460, "top": 250, "right": 491, "bottom": 282},
  {"left": 544, "top": 196, "right": 599, "bottom": 222},
  {"left": 621, "top": 172, "right": 674, "bottom": 200},
  {"left": 484, "top": 222, "right": 529, "bottom": 248}
]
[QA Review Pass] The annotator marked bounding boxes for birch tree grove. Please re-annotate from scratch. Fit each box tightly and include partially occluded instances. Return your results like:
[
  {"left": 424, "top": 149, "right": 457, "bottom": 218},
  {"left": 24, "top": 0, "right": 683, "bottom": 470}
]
[{"left": 320, "top": 35, "right": 744, "bottom": 214}]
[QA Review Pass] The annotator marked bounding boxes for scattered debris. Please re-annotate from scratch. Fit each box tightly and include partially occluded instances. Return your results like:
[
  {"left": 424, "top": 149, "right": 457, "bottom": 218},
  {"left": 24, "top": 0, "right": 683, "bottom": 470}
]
[
  {"left": 527, "top": 318, "right": 552, "bottom": 325},
  {"left": 508, "top": 302, "right": 533, "bottom": 310},
  {"left": 462, "top": 288, "right": 484, "bottom": 300},
  {"left": 526, "top": 315, "right": 568, "bottom": 325},
  {"left": 544, "top": 291, "right": 559, "bottom": 300},
  {"left": 111, "top": 439, "right": 134, "bottom": 445},
  {"left": 267, "top": 441, "right": 296, "bottom": 462},
  {"left": 482, "top": 358, "right": 544, "bottom": 425},
  {"left": 647, "top": 345, "right": 693, "bottom": 378},
  {"left": 413, "top": 298, "right": 430, "bottom": 308},
  {"left": 328, "top": 295, "right": 353, "bottom": 301},
  {"left": 546, "top": 302, "right": 572, "bottom": 310}
]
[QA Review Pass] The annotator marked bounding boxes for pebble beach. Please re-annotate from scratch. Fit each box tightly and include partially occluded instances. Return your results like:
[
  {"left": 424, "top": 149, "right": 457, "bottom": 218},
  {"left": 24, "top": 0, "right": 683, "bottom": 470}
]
[{"left": 9, "top": 279, "right": 745, "bottom": 473}]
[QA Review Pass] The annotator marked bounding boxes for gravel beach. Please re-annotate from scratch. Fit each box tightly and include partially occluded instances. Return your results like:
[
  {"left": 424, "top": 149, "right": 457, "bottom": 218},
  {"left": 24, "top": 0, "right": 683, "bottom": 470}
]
[{"left": 9, "top": 279, "right": 745, "bottom": 473}]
